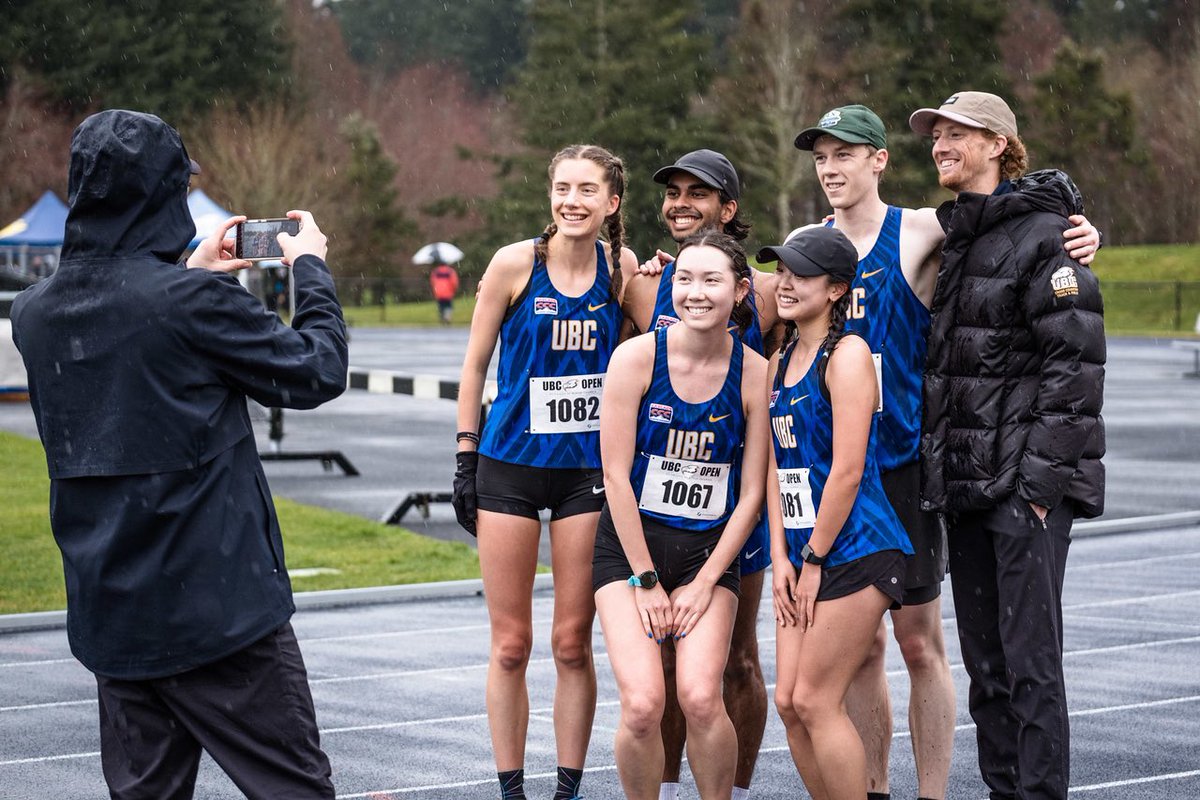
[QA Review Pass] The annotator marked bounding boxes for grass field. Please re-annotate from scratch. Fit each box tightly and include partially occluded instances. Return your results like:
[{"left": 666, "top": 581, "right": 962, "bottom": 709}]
[
  {"left": 0, "top": 431, "right": 481, "bottom": 614},
  {"left": 338, "top": 244, "right": 1199, "bottom": 336}
]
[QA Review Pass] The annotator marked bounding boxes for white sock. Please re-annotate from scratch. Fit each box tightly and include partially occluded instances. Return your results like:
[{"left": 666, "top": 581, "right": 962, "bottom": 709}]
[
  {"left": 731, "top": 787, "right": 750, "bottom": 800},
  {"left": 659, "top": 782, "right": 680, "bottom": 800}
]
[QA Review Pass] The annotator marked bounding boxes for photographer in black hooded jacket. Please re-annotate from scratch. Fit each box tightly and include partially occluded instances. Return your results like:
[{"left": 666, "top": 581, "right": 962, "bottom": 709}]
[
  {"left": 12, "top": 110, "right": 346, "bottom": 799},
  {"left": 908, "top": 92, "right": 1104, "bottom": 800}
]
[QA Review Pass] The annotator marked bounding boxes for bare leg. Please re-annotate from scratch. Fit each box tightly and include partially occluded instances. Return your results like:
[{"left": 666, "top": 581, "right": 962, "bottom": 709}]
[
  {"left": 547, "top": 512, "right": 601, "bottom": 770},
  {"left": 891, "top": 596, "right": 954, "bottom": 799},
  {"left": 659, "top": 640, "right": 686, "bottom": 784},
  {"left": 724, "top": 570, "right": 768, "bottom": 791},
  {"left": 477, "top": 509, "right": 542, "bottom": 771},
  {"left": 675, "top": 587, "right": 739, "bottom": 799},
  {"left": 596, "top": 582, "right": 668, "bottom": 800},
  {"left": 777, "top": 586, "right": 893, "bottom": 800},
  {"left": 845, "top": 618, "right": 892, "bottom": 794}
]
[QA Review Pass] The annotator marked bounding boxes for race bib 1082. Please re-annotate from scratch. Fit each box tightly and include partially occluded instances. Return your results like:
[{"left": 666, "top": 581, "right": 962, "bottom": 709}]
[{"left": 528, "top": 373, "right": 604, "bottom": 433}]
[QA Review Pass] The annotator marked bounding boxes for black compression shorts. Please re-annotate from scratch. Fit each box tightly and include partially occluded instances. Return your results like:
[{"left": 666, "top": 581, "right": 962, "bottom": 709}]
[
  {"left": 475, "top": 455, "right": 606, "bottom": 520},
  {"left": 881, "top": 461, "right": 948, "bottom": 603}
]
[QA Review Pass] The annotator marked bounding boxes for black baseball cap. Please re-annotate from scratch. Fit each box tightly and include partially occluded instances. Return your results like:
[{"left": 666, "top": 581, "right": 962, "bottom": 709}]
[
  {"left": 794, "top": 104, "right": 887, "bottom": 151},
  {"left": 758, "top": 227, "right": 858, "bottom": 284},
  {"left": 652, "top": 149, "right": 740, "bottom": 200}
]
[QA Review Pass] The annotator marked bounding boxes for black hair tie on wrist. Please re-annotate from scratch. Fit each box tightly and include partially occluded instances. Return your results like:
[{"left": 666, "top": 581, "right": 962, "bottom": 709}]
[{"left": 456, "top": 431, "right": 480, "bottom": 444}]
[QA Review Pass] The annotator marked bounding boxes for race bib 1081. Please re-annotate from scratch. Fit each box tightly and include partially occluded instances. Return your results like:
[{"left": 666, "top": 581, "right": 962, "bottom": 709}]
[{"left": 777, "top": 467, "right": 816, "bottom": 529}]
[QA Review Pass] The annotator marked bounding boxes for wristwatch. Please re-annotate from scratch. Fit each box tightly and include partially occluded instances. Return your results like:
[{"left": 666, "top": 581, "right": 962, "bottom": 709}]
[
  {"left": 628, "top": 570, "right": 659, "bottom": 589},
  {"left": 800, "top": 543, "right": 827, "bottom": 566}
]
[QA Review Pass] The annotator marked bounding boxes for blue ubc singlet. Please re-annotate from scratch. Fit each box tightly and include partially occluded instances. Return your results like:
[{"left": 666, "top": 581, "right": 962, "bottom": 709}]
[
  {"left": 770, "top": 336, "right": 911, "bottom": 567},
  {"left": 479, "top": 240, "right": 623, "bottom": 469},
  {"left": 649, "top": 259, "right": 766, "bottom": 356},
  {"left": 651, "top": 258, "right": 770, "bottom": 569},
  {"left": 631, "top": 327, "right": 746, "bottom": 531},
  {"left": 827, "top": 207, "right": 930, "bottom": 472}
]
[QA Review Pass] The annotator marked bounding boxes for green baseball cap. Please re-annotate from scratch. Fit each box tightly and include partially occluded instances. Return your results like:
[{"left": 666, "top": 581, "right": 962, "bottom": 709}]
[{"left": 794, "top": 105, "right": 887, "bottom": 151}]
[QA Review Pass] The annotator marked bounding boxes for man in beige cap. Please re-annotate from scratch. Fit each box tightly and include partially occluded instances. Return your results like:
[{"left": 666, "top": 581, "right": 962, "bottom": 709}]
[{"left": 909, "top": 91, "right": 1106, "bottom": 800}]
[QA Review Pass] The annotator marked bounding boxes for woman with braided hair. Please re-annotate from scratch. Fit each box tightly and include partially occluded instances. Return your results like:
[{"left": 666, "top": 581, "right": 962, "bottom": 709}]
[
  {"left": 758, "top": 226, "right": 913, "bottom": 800},
  {"left": 454, "top": 144, "right": 638, "bottom": 800}
]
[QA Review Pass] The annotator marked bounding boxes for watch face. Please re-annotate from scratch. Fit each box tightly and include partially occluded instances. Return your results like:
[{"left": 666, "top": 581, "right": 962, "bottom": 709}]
[{"left": 639, "top": 570, "right": 658, "bottom": 589}]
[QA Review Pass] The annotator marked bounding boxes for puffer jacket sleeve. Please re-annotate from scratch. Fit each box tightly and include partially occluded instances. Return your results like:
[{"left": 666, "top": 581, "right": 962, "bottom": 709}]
[{"left": 1016, "top": 234, "right": 1105, "bottom": 509}]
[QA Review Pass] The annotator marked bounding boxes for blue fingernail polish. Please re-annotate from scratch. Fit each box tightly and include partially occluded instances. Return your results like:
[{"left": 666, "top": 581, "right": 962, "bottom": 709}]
[
  {"left": 681, "top": 632, "right": 687, "bottom": 638},
  {"left": 647, "top": 632, "right": 653, "bottom": 638}
]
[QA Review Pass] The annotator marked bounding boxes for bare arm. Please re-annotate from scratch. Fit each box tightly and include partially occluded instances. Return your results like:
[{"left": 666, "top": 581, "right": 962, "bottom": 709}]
[
  {"left": 455, "top": 241, "right": 533, "bottom": 450},
  {"left": 600, "top": 335, "right": 673, "bottom": 641},
  {"left": 793, "top": 336, "right": 877, "bottom": 629}
]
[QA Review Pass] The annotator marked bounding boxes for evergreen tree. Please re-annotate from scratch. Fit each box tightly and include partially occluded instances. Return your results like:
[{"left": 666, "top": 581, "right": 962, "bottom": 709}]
[
  {"left": 1029, "top": 40, "right": 1145, "bottom": 242},
  {"left": 2, "top": 0, "right": 291, "bottom": 120},
  {"left": 334, "top": 0, "right": 527, "bottom": 91},
  {"left": 837, "top": 0, "right": 1012, "bottom": 206},
  {"left": 338, "top": 114, "right": 420, "bottom": 288},
  {"left": 484, "top": 0, "right": 717, "bottom": 260}
]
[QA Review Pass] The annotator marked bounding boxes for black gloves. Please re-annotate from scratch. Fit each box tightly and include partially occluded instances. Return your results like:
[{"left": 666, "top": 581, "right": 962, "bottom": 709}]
[{"left": 452, "top": 451, "right": 479, "bottom": 536}]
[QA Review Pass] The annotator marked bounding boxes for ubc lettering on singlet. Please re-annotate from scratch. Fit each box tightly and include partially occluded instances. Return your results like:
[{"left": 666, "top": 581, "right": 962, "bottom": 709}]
[
  {"left": 826, "top": 208, "right": 931, "bottom": 470},
  {"left": 631, "top": 327, "right": 746, "bottom": 530},
  {"left": 479, "top": 240, "right": 622, "bottom": 468},
  {"left": 769, "top": 335, "right": 912, "bottom": 567},
  {"left": 650, "top": 259, "right": 766, "bottom": 356}
]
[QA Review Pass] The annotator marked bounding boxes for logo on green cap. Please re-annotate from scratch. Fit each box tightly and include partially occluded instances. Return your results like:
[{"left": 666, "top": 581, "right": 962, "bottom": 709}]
[{"left": 819, "top": 110, "right": 843, "bottom": 128}]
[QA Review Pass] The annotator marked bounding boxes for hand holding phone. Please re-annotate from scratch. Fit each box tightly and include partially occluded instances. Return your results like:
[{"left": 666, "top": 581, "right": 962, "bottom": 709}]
[
  {"left": 276, "top": 210, "right": 327, "bottom": 265},
  {"left": 235, "top": 217, "right": 301, "bottom": 261}
]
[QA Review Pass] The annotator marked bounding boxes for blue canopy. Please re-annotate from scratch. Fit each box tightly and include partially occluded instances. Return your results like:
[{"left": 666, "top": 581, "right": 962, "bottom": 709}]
[
  {"left": 188, "top": 189, "right": 235, "bottom": 247},
  {"left": 0, "top": 191, "right": 68, "bottom": 247}
]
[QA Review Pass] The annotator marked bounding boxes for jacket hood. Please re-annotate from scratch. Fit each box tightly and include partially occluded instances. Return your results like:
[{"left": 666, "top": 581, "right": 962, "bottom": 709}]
[
  {"left": 973, "top": 168, "right": 1083, "bottom": 231},
  {"left": 62, "top": 110, "right": 197, "bottom": 262}
]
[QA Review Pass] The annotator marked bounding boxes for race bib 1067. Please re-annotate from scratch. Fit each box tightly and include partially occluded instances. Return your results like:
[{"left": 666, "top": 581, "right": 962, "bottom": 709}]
[{"left": 639, "top": 454, "right": 730, "bottom": 521}]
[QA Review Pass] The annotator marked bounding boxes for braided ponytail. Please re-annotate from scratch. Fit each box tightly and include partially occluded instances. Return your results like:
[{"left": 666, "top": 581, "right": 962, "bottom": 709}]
[
  {"left": 823, "top": 283, "right": 852, "bottom": 354},
  {"left": 534, "top": 222, "right": 557, "bottom": 265}
]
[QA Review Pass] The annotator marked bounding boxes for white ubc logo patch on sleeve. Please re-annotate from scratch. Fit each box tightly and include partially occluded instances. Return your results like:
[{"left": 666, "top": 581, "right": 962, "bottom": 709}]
[{"left": 1051, "top": 266, "right": 1079, "bottom": 299}]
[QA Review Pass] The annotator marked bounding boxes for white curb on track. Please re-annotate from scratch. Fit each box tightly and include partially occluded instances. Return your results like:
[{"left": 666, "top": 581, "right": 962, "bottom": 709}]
[{"left": 3, "top": 514, "right": 1197, "bottom": 635}]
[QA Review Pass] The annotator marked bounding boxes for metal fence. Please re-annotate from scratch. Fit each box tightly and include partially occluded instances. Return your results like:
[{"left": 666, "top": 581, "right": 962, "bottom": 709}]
[{"left": 1100, "top": 281, "right": 1200, "bottom": 333}]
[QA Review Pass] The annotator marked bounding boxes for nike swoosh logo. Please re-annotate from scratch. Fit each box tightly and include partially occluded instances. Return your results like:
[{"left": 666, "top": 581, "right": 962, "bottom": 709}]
[
  {"left": 790, "top": 394, "right": 809, "bottom": 405},
  {"left": 744, "top": 547, "right": 762, "bottom": 559},
  {"left": 591, "top": 485, "right": 606, "bottom": 494},
  {"left": 709, "top": 413, "right": 731, "bottom": 423},
  {"left": 861, "top": 267, "right": 884, "bottom": 279},
  {"left": 587, "top": 302, "right": 609, "bottom": 311}
]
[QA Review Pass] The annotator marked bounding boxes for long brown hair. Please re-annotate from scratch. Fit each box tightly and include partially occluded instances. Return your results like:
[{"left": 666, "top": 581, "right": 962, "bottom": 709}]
[
  {"left": 534, "top": 144, "right": 627, "bottom": 280},
  {"left": 675, "top": 231, "right": 756, "bottom": 336}
]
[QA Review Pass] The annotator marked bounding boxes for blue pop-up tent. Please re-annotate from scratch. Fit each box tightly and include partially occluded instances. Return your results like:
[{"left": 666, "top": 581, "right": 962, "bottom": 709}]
[
  {"left": 188, "top": 189, "right": 236, "bottom": 247},
  {"left": 0, "top": 190, "right": 68, "bottom": 285},
  {"left": 0, "top": 190, "right": 68, "bottom": 247}
]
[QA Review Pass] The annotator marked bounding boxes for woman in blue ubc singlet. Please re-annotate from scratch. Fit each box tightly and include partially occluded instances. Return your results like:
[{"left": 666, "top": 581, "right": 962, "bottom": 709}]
[
  {"left": 454, "top": 144, "right": 638, "bottom": 800},
  {"left": 593, "top": 231, "right": 769, "bottom": 800},
  {"left": 759, "top": 227, "right": 912, "bottom": 800}
]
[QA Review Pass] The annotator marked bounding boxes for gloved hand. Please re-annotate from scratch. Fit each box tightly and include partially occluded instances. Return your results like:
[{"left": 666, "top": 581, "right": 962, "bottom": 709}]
[{"left": 452, "top": 451, "right": 479, "bottom": 536}]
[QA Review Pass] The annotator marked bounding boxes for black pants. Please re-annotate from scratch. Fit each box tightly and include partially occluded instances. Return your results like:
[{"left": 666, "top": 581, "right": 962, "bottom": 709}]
[
  {"left": 949, "top": 496, "right": 1072, "bottom": 800},
  {"left": 96, "top": 623, "right": 334, "bottom": 800}
]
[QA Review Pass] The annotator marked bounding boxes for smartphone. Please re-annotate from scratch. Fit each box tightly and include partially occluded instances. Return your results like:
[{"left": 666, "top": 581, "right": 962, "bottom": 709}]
[{"left": 235, "top": 218, "right": 300, "bottom": 261}]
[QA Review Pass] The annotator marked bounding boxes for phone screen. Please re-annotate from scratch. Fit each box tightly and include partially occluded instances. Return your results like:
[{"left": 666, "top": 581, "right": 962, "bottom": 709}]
[{"left": 236, "top": 218, "right": 300, "bottom": 261}]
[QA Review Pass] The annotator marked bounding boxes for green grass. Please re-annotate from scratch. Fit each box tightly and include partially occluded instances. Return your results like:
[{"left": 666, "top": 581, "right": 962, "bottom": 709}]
[
  {"left": 342, "top": 297, "right": 477, "bottom": 328},
  {"left": 1091, "top": 244, "right": 1200, "bottom": 336},
  {"left": 0, "top": 430, "right": 480, "bottom": 614}
]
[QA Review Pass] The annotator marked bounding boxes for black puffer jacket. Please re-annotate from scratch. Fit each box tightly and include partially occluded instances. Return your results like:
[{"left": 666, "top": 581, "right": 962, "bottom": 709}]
[{"left": 921, "top": 170, "right": 1105, "bottom": 518}]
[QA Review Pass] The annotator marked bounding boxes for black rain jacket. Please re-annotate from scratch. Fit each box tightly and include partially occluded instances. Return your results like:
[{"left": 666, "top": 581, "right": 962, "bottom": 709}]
[
  {"left": 921, "top": 170, "right": 1105, "bottom": 518},
  {"left": 12, "top": 110, "right": 348, "bottom": 678}
]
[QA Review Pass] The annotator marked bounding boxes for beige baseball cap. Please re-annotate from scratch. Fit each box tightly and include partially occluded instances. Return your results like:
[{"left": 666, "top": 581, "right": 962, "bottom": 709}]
[{"left": 909, "top": 91, "right": 1018, "bottom": 138}]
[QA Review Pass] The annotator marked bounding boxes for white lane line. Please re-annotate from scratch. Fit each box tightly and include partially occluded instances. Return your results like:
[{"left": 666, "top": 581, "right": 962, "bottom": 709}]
[
  {"left": 0, "top": 658, "right": 77, "bottom": 669},
  {"left": 1068, "top": 550, "right": 1200, "bottom": 571},
  {"left": 0, "top": 699, "right": 93, "bottom": 713},
  {"left": 334, "top": 763, "right": 619, "bottom": 798},
  {"left": 1072, "top": 768, "right": 1200, "bottom": 791},
  {"left": 0, "top": 751, "right": 100, "bottom": 766},
  {"left": 302, "top": 622, "right": 493, "bottom": 644}
]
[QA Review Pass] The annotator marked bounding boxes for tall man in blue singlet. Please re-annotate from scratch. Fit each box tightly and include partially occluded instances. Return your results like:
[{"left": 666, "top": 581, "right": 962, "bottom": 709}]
[
  {"left": 622, "top": 150, "right": 780, "bottom": 800},
  {"left": 789, "top": 104, "right": 1101, "bottom": 800}
]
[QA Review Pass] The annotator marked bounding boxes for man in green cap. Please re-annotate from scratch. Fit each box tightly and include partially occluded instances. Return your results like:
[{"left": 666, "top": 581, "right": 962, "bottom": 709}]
[{"left": 787, "top": 103, "right": 1100, "bottom": 800}]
